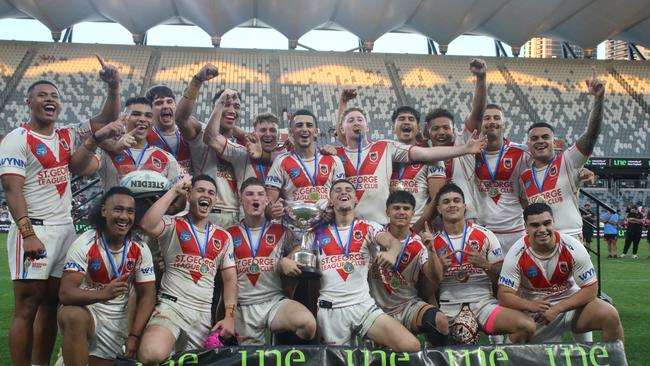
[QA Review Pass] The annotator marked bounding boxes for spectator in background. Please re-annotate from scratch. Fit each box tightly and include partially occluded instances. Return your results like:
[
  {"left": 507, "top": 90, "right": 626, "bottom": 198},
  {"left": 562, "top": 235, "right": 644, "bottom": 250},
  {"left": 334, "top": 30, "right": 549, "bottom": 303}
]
[
  {"left": 600, "top": 209, "right": 619, "bottom": 258},
  {"left": 621, "top": 206, "right": 644, "bottom": 259},
  {"left": 645, "top": 212, "right": 650, "bottom": 260},
  {"left": 581, "top": 203, "right": 595, "bottom": 249}
]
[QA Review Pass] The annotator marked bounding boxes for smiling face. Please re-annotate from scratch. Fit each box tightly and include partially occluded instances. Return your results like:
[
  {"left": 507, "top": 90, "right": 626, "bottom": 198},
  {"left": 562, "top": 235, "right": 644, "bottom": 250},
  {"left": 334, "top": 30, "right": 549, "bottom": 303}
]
[
  {"left": 330, "top": 181, "right": 357, "bottom": 212},
  {"left": 427, "top": 116, "right": 454, "bottom": 146},
  {"left": 342, "top": 110, "right": 368, "bottom": 141},
  {"left": 240, "top": 183, "right": 268, "bottom": 217},
  {"left": 436, "top": 191, "right": 466, "bottom": 223},
  {"left": 393, "top": 112, "right": 419, "bottom": 144},
  {"left": 151, "top": 95, "right": 176, "bottom": 130},
  {"left": 527, "top": 126, "right": 555, "bottom": 163},
  {"left": 291, "top": 115, "right": 318, "bottom": 149},
  {"left": 27, "top": 83, "right": 61, "bottom": 125},
  {"left": 126, "top": 103, "right": 154, "bottom": 142},
  {"left": 101, "top": 193, "right": 136, "bottom": 237},
  {"left": 386, "top": 202, "right": 414, "bottom": 229},
  {"left": 255, "top": 120, "right": 278, "bottom": 153},
  {"left": 481, "top": 107, "right": 505, "bottom": 144},
  {"left": 525, "top": 211, "right": 556, "bottom": 250},
  {"left": 188, "top": 179, "right": 217, "bottom": 219}
]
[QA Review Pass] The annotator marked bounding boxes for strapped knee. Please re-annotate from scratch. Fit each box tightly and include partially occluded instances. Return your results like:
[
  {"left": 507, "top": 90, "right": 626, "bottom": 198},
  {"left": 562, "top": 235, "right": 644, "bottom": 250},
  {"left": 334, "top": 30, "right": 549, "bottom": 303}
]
[{"left": 419, "top": 307, "right": 447, "bottom": 347}]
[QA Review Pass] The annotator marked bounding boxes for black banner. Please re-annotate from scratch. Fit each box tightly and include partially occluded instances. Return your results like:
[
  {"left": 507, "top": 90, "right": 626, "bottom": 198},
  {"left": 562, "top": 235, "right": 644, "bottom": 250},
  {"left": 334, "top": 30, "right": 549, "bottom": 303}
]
[{"left": 117, "top": 342, "right": 626, "bottom": 366}]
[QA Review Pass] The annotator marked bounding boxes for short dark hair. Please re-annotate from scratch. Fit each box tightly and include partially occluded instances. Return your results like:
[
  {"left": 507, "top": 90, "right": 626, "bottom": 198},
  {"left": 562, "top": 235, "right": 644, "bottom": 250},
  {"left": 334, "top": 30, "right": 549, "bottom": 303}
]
[
  {"left": 485, "top": 103, "right": 503, "bottom": 112},
  {"left": 240, "top": 177, "right": 265, "bottom": 193},
  {"left": 254, "top": 112, "right": 279, "bottom": 128},
  {"left": 212, "top": 89, "right": 241, "bottom": 106},
  {"left": 386, "top": 190, "right": 416, "bottom": 209},
  {"left": 90, "top": 186, "right": 136, "bottom": 233},
  {"left": 145, "top": 85, "right": 175, "bottom": 102},
  {"left": 425, "top": 108, "right": 455, "bottom": 125},
  {"left": 391, "top": 106, "right": 420, "bottom": 124},
  {"left": 291, "top": 109, "right": 318, "bottom": 128},
  {"left": 434, "top": 183, "right": 465, "bottom": 206},
  {"left": 125, "top": 96, "right": 152, "bottom": 108},
  {"left": 330, "top": 179, "right": 354, "bottom": 195},
  {"left": 27, "top": 80, "right": 60, "bottom": 95},
  {"left": 191, "top": 174, "right": 217, "bottom": 190},
  {"left": 527, "top": 122, "right": 555, "bottom": 134},
  {"left": 523, "top": 202, "right": 554, "bottom": 222}
]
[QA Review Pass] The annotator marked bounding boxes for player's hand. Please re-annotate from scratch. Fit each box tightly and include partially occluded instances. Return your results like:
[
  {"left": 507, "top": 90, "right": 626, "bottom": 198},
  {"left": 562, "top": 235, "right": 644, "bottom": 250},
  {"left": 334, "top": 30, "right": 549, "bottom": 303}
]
[
  {"left": 155, "top": 255, "right": 166, "bottom": 274},
  {"left": 318, "top": 144, "right": 337, "bottom": 156},
  {"left": 585, "top": 67, "right": 605, "bottom": 98},
  {"left": 245, "top": 134, "right": 263, "bottom": 159},
  {"left": 464, "top": 130, "right": 487, "bottom": 154},
  {"left": 469, "top": 58, "right": 487, "bottom": 78},
  {"left": 94, "top": 118, "right": 126, "bottom": 143},
  {"left": 279, "top": 257, "right": 302, "bottom": 277},
  {"left": 420, "top": 221, "right": 435, "bottom": 251},
  {"left": 375, "top": 250, "right": 398, "bottom": 270},
  {"left": 265, "top": 198, "right": 285, "bottom": 220},
  {"left": 172, "top": 174, "right": 192, "bottom": 195},
  {"left": 540, "top": 305, "right": 561, "bottom": 325},
  {"left": 213, "top": 317, "right": 235, "bottom": 339},
  {"left": 23, "top": 235, "right": 47, "bottom": 260},
  {"left": 124, "top": 334, "right": 139, "bottom": 358},
  {"left": 462, "top": 248, "right": 489, "bottom": 271},
  {"left": 578, "top": 167, "right": 597, "bottom": 185},
  {"left": 96, "top": 54, "right": 121, "bottom": 88},
  {"left": 281, "top": 137, "right": 294, "bottom": 152},
  {"left": 527, "top": 297, "right": 552, "bottom": 313},
  {"left": 439, "top": 248, "right": 454, "bottom": 270},
  {"left": 195, "top": 63, "right": 219, "bottom": 82},
  {"left": 415, "top": 131, "right": 429, "bottom": 147},
  {"left": 101, "top": 273, "right": 130, "bottom": 301},
  {"left": 216, "top": 88, "right": 239, "bottom": 107},
  {"left": 340, "top": 88, "right": 357, "bottom": 102}
]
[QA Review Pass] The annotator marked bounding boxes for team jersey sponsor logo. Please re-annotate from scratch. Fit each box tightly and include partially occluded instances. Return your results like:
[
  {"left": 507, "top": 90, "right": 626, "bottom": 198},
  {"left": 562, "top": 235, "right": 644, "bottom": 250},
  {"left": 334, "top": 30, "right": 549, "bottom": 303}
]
[
  {"left": 499, "top": 276, "right": 515, "bottom": 287},
  {"left": 491, "top": 248, "right": 502, "bottom": 257},
  {"left": 180, "top": 231, "right": 191, "bottom": 242},
  {"left": 35, "top": 144, "right": 47, "bottom": 157},
  {"left": 63, "top": 262, "right": 84, "bottom": 272},
  {"left": 0, "top": 157, "right": 26, "bottom": 168},
  {"left": 140, "top": 266, "right": 154, "bottom": 275},
  {"left": 90, "top": 258, "right": 102, "bottom": 272},
  {"left": 578, "top": 268, "right": 596, "bottom": 282}
]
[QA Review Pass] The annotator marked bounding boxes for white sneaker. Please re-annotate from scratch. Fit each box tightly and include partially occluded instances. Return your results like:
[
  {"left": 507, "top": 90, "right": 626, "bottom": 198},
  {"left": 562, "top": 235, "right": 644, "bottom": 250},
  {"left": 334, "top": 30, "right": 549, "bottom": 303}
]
[
  {"left": 633, "top": 255, "right": 638, "bottom": 259},
  {"left": 620, "top": 253, "right": 626, "bottom": 258}
]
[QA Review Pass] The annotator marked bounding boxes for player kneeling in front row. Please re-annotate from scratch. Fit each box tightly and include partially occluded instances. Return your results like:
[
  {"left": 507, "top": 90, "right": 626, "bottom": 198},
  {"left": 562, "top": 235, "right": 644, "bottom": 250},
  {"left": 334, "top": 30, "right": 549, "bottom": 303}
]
[
  {"left": 369, "top": 190, "right": 449, "bottom": 346},
  {"left": 298, "top": 179, "right": 420, "bottom": 351},
  {"left": 432, "top": 183, "right": 535, "bottom": 344},
  {"left": 227, "top": 177, "right": 316, "bottom": 345},
  {"left": 498, "top": 203, "right": 624, "bottom": 343},
  {"left": 137, "top": 175, "right": 237, "bottom": 364},
  {"left": 58, "top": 187, "right": 156, "bottom": 365}
]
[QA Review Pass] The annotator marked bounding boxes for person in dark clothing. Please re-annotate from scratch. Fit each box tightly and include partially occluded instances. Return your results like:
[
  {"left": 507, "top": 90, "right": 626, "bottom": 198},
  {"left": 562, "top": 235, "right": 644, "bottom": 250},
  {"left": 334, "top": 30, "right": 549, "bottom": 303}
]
[
  {"left": 581, "top": 203, "right": 595, "bottom": 249},
  {"left": 622, "top": 206, "right": 644, "bottom": 258}
]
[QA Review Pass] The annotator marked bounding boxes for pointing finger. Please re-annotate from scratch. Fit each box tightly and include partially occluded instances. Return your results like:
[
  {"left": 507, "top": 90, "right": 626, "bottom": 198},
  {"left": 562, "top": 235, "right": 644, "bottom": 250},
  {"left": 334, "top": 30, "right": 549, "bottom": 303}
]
[{"left": 96, "top": 54, "right": 106, "bottom": 68}]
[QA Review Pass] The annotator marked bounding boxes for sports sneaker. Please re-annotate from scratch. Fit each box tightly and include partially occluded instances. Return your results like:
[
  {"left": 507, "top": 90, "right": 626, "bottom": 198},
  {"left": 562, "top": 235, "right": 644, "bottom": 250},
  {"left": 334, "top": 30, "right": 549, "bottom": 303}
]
[
  {"left": 620, "top": 253, "right": 627, "bottom": 258},
  {"left": 633, "top": 255, "right": 638, "bottom": 259}
]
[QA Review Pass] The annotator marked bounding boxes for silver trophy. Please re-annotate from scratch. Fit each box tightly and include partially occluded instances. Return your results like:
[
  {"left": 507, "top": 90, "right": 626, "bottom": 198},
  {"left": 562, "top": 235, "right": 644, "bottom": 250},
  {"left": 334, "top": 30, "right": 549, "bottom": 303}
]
[{"left": 285, "top": 202, "right": 322, "bottom": 279}]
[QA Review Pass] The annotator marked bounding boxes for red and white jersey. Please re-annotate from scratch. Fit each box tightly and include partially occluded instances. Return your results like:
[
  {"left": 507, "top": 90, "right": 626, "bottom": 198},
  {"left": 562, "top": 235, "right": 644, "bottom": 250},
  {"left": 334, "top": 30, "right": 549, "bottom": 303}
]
[
  {"left": 519, "top": 146, "right": 589, "bottom": 237},
  {"left": 189, "top": 124, "right": 239, "bottom": 213},
  {"left": 336, "top": 140, "right": 411, "bottom": 224},
  {"left": 265, "top": 151, "right": 345, "bottom": 205},
  {"left": 390, "top": 162, "right": 445, "bottom": 223},
  {"left": 442, "top": 128, "right": 479, "bottom": 220},
  {"left": 219, "top": 139, "right": 287, "bottom": 192},
  {"left": 157, "top": 215, "right": 235, "bottom": 312},
  {"left": 62, "top": 230, "right": 155, "bottom": 309},
  {"left": 473, "top": 139, "right": 529, "bottom": 233},
  {"left": 227, "top": 221, "right": 294, "bottom": 305},
  {"left": 304, "top": 219, "right": 381, "bottom": 307},
  {"left": 369, "top": 229, "right": 428, "bottom": 315},
  {"left": 147, "top": 127, "right": 192, "bottom": 174},
  {"left": 0, "top": 124, "right": 90, "bottom": 224},
  {"left": 498, "top": 231, "right": 597, "bottom": 303},
  {"left": 432, "top": 223, "right": 503, "bottom": 303},
  {"left": 97, "top": 145, "right": 180, "bottom": 190}
]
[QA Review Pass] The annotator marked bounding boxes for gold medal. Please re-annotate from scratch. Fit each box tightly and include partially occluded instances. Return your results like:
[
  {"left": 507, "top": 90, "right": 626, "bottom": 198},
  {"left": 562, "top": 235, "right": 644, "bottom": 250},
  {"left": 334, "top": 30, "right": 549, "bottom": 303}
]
[
  {"left": 535, "top": 196, "right": 546, "bottom": 204},
  {"left": 488, "top": 187, "right": 499, "bottom": 198},
  {"left": 199, "top": 262, "right": 210, "bottom": 274},
  {"left": 394, "top": 182, "right": 405, "bottom": 191},
  {"left": 389, "top": 275, "right": 401, "bottom": 290},
  {"left": 308, "top": 191, "right": 320, "bottom": 201},
  {"left": 456, "top": 269, "right": 469, "bottom": 282},
  {"left": 248, "top": 261, "right": 261, "bottom": 275},
  {"left": 342, "top": 261, "right": 355, "bottom": 274}
]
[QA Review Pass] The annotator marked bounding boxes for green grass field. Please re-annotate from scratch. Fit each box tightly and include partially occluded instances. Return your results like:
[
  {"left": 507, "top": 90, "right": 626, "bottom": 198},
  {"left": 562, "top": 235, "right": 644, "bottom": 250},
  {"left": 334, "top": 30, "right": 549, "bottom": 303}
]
[{"left": 0, "top": 235, "right": 648, "bottom": 365}]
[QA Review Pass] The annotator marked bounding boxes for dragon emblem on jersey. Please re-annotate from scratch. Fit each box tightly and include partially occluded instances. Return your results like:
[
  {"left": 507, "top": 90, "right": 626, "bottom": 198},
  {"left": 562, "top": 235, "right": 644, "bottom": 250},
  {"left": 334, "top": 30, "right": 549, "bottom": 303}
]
[
  {"left": 90, "top": 258, "right": 101, "bottom": 272},
  {"left": 180, "top": 231, "right": 191, "bottom": 242},
  {"left": 353, "top": 230, "right": 363, "bottom": 241},
  {"left": 114, "top": 153, "right": 126, "bottom": 163},
  {"left": 401, "top": 251, "right": 410, "bottom": 263},
  {"left": 319, "top": 164, "right": 328, "bottom": 175},
  {"left": 559, "top": 261, "right": 569, "bottom": 274},
  {"left": 369, "top": 151, "right": 379, "bottom": 163},
  {"left": 411, "top": 163, "right": 421, "bottom": 169},
  {"left": 549, "top": 165, "right": 558, "bottom": 177},
  {"left": 233, "top": 236, "right": 242, "bottom": 249},
  {"left": 469, "top": 240, "right": 480, "bottom": 251},
  {"left": 527, "top": 266, "right": 538, "bottom": 278},
  {"left": 266, "top": 234, "right": 275, "bottom": 245},
  {"left": 35, "top": 144, "right": 47, "bottom": 157},
  {"left": 59, "top": 139, "right": 70, "bottom": 151},
  {"left": 213, "top": 238, "right": 222, "bottom": 251},
  {"left": 503, "top": 157, "right": 512, "bottom": 170},
  {"left": 126, "top": 258, "right": 136, "bottom": 271},
  {"left": 290, "top": 168, "right": 300, "bottom": 179},
  {"left": 152, "top": 157, "right": 162, "bottom": 169}
]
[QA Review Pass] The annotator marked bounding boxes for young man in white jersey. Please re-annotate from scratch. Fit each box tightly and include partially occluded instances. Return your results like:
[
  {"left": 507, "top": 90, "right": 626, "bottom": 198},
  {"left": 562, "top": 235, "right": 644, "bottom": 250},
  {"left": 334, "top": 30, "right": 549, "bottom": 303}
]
[
  {"left": 300, "top": 179, "right": 420, "bottom": 351},
  {"left": 0, "top": 56, "right": 123, "bottom": 366},
  {"left": 94, "top": 97, "right": 181, "bottom": 190},
  {"left": 519, "top": 69, "right": 605, "bottom": 240},
  {"left": 266, "top": 109, "right": 346, "bottom": 209},
  {"left": 336, "top": 107, "right": 486, "bottom": 225},
  {"left": 498, "top": 203, "right": 624, "bottom": 343},
  {"left": 368, "top": 190, "right": 449, "bottom": 346},
  {"left": 227, "top": 177, "right": 316, "bottom": 345},
  {"left": 431, "top": 183, "right": 535, "bottom": 344},
  {"left": 58, "top": 187, "right": 156, "bottom": 365},
  {"left": 388, "top": 106, "right": 446, "bottom": 233},
  {"left": 137, "top": 175, "right": 237, "bottom": 364}
]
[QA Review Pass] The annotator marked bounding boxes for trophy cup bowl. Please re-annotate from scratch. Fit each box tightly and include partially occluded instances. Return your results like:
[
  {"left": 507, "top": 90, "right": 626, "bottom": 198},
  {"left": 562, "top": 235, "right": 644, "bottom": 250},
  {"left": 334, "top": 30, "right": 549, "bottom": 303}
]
[{"left": 285, "top": 202, "right": 322, "bottom": 279}]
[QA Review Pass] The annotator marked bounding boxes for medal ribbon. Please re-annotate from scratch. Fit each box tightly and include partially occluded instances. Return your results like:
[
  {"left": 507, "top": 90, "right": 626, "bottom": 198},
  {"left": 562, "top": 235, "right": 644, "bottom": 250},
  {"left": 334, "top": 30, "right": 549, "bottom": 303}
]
[
  {"left": 294, "top": 147, "right": 319, "bottom": 186},
  {"left": 480, "top": 140, "right": 505, "bottom": 182},
  {"left": 187, "top": 215, "right": 211, "bottom": 259},
  {"left": 243, "top": 219, "right": 267, "bottom": 260},
  {"left": 396, "top": 163, "right": 407, "bottom": 180},
  {"left": 154, "top": 127, "right": 180, "bottom": 158},
  {"left": 125, "top": 143, "right": 149, "bottom": 170},
  {"left": 100, "top": 232, "right": 131, "bottom": 279},
  {"left": 531, "top": 155, "right": 557, "bottom": 193},
  {"left": 355, "top": 135, "right": 362, "bottom": 189},
  {"left": 443, "top": 225, "right": 468, "bottom": 266},
  {"left": 256, "top": 160, "right": 266, "bottom": 181},
  {"left": 333, "top": 219, "right": 356, "bottom": 258},
  {"left": 393, "top": 232, "right": 411, "bottom": 273}
]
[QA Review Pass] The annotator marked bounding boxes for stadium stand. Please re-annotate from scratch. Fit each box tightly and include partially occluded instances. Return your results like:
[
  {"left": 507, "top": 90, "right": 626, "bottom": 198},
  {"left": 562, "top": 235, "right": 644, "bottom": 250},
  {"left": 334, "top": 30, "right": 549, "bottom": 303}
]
[{"left": 0, "top": 42, "right": 29, "bottom": 94}]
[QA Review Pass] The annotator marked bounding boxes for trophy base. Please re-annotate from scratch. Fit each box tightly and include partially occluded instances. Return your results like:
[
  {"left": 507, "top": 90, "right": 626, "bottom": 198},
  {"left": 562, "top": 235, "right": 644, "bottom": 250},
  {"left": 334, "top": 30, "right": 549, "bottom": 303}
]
[{"left": 297, "top": 266, "right": 321, "bottom": 280}]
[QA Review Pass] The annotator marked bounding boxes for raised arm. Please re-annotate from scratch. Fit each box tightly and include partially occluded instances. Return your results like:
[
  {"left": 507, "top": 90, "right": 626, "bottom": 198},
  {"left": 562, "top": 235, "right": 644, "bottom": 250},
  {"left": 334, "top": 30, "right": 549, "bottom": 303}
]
[
  {"left": 140, "top": 175, "right": 191, "bottom": 237},
  {"left": 89, "top": 54, "right": 121, "bottom": 132},
  {"left": 463, "top": 59, "right": 487, "bottom": 133},
  {"left": 176, "top": 63, "right": 219, "bottom": 141},
  {"left": 409, "top": 131, "right": 486, "bottom": 162},
  {"left": 575, "top": 68, "right": 605, "bottom": 155},
  {"left": 203, "top": 89, "right": 237, "bottom": 154},
  {"left": 69, "top": 120, "right": 125, "bottom": 176}
]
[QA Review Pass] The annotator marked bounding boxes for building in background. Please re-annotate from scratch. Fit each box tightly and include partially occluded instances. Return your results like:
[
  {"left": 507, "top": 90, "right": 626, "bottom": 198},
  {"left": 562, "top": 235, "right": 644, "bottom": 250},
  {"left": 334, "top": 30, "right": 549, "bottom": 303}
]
[
  {"left": 605, "top": 40, "right": 650, "bottom": 60},
  {"left": 523, "top": 37, "right": 596, "bottom": 59}
]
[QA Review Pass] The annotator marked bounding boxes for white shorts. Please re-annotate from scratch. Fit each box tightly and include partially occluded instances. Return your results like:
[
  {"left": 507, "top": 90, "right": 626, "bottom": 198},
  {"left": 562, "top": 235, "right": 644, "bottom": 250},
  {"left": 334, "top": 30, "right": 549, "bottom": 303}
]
[
  {"left": 147, "top": 297, "right": 212, "bottom": 352},
  {"left": 387, "top": 299, "right": 430, "bottom": 333},
  {"left": 87, "top": 303, "right": 128, "bottom": 360},
  {"left": 493, "top": 230, "right": 525, "bottom": 255},
  {"left": 236, "top": 295, "right": 290, "bottom": 345},
  {"left": 439, "top": 297, "right": 503, "bottom": 335},
  {"left": 7, "top": 222, "right": 75, "bottom": 280},
  {"left": 531, "top": 309, "right": 576, "bottom": 343},
  {"left": 317, "top": 299, "right": 384, "bottom": 346}
]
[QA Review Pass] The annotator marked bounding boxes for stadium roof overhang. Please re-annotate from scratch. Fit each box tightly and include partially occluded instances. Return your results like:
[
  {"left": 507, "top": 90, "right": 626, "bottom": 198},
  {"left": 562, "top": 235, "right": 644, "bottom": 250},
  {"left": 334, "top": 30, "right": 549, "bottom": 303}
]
[{"left": 1, "top": 0, "right": 649, "bottom": 52}]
